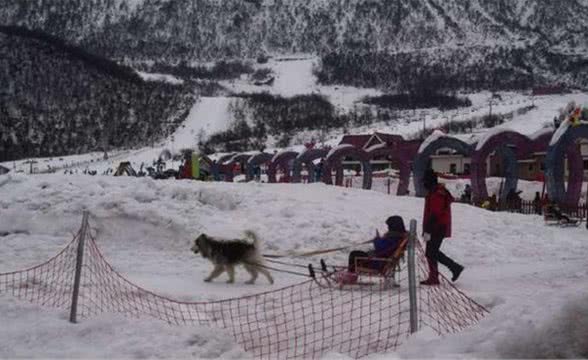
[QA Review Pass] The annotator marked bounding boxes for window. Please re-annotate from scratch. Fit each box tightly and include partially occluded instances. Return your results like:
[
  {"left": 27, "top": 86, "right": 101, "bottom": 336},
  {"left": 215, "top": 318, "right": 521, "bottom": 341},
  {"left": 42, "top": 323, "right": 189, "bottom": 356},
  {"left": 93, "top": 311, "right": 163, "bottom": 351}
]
[
  {"left": 529, "top": 164, "right": 534, "bottom": 172},
  {"left": 450, "top": 164, "right": 457, "bottom": 174},
  {"left": 584, "top": 160, "right": 588, "bottom": 170},
  {"left": 464, "top": 163, "right": 471, "bottom": 175}
]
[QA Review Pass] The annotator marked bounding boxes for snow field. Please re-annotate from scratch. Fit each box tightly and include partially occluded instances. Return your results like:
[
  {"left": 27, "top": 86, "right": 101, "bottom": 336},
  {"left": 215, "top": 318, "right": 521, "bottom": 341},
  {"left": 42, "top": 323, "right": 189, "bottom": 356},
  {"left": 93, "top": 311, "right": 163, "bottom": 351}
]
[{"left": 1, "top": 174, "right": 588, "bottom": 358}]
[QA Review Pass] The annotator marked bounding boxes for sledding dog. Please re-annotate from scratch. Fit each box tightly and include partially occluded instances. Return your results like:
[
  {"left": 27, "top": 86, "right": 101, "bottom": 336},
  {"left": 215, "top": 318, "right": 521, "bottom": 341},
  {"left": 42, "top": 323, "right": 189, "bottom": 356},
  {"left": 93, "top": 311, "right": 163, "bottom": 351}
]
[{"left": 191, "top": 230, "right": 274, "bottom": 285}]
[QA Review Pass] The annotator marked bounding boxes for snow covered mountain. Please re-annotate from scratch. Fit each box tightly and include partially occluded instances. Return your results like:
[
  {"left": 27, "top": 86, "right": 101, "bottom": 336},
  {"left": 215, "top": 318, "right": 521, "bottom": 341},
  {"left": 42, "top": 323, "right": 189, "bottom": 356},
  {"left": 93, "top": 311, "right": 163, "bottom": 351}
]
[
  {"left": 2, "top": 0, "right": 587, "bottom": 60},
  {"left": 2, "top": 0, "right": 588, "bottom": 160},
  {"left": 2, "top": 0, "right": 587, "bottom": 92}
]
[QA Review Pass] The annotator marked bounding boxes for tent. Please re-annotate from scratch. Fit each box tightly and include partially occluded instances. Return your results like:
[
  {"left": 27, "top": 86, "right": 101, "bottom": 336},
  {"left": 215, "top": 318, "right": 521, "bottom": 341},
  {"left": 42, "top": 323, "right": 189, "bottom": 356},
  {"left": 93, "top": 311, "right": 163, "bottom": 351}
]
[{"left": 113, "top": 162, "right": 137, "bottom": 176}]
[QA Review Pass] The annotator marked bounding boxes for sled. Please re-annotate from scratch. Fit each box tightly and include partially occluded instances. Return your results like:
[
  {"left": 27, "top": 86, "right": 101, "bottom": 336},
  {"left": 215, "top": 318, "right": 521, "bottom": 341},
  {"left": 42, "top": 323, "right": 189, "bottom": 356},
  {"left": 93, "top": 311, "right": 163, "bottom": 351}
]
[
  {"left": 312, "top": 237, "right": 409, "bottom": 290},
  {"left": 543, "top": 207, "right": 582, "bottom": 227}
]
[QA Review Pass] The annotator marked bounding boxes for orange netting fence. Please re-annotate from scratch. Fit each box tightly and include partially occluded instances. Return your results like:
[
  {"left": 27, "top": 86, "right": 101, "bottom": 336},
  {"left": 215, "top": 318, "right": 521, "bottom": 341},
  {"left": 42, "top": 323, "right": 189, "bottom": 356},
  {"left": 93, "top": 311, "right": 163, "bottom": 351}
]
[{"left": 0, "top": 213, "right": 487, "bottom": 359}]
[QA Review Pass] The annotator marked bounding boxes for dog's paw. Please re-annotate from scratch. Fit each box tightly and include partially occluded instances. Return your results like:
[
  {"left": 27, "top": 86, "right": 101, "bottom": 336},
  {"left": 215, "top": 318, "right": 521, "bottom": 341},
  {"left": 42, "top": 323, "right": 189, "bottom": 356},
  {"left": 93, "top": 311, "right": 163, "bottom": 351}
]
[
  {"left": 204, "top": 278, "right": 212, "bottom": 282},
  {"left": 245, "top": 280, "right": 255, "bottom": 285},
  {"left": 226, "top": 279, "right": 234, "bottom": 284}
]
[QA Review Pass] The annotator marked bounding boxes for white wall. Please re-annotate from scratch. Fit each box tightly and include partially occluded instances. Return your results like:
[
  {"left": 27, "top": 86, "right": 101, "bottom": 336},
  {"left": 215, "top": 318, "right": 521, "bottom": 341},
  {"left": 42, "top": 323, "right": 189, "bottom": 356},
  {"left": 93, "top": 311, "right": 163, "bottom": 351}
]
[{"left": 430, "top": 155, "right": 470, "bottom": 174}]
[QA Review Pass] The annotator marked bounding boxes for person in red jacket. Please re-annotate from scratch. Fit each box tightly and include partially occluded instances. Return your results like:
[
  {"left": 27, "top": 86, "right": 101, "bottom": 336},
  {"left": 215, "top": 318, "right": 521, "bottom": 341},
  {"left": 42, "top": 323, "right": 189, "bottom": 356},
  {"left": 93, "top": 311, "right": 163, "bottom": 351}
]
[{"left": 421, "top": 169, "right": 464, "bottom": 285}]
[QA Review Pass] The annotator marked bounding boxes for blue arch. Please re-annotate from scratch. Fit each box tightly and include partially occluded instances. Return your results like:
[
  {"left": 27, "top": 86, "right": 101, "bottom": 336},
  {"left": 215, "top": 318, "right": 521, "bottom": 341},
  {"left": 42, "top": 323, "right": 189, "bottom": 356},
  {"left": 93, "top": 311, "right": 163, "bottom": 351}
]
[{"left": 545, "top": 123, "right": 588, "bottom": 205}]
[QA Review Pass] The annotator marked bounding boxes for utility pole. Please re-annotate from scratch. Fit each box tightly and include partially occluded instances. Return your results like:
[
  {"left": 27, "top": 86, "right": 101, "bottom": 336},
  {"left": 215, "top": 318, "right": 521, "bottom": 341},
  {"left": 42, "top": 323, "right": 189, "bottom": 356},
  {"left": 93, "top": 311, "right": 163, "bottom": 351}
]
[{"left": 422, "top": 115, "right": 427, "bottom": 139}]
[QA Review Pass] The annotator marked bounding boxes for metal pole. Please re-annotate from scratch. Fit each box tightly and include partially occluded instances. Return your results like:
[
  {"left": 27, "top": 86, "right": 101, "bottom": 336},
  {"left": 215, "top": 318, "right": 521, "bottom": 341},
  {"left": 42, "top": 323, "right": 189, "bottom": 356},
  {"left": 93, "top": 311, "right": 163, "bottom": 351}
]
[
  {"left": 408, "top": 219, "right": 419, "bottom": 333},
  {"left": 70, "top": 211, "right": 89, "bottom": 323}
]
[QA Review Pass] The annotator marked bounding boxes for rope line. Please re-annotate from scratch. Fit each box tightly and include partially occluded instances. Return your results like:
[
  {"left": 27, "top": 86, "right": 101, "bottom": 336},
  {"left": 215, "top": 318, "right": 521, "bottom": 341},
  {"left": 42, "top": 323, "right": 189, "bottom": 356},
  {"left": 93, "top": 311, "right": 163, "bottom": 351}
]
[
  {"left": 263, "top": 239, "right": 373, "bottom": 258},
  {"left": 264, "top": 258, "right": 310, "bottom": 269},
  {"left": 247, "top": 262, "right": 312, "bottom": 278}
]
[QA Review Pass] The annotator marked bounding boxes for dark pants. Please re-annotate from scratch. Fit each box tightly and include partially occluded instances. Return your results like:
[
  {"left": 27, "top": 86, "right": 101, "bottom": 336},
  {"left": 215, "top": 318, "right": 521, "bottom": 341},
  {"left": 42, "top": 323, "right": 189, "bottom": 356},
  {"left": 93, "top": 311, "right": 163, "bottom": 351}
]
[
  {"left": 425, "top": 234, "right": 460, "bottom": 273},
  {"left": 348, "top": 250, "right": 369, "bottom": 272}
]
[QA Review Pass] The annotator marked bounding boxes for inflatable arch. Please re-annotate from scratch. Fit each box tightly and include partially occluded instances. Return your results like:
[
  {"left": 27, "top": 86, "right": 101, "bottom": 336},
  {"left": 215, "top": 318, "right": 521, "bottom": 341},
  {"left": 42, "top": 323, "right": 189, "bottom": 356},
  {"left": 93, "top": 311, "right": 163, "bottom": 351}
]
[
  {"left": 365, "top": 143, "right": 412, "bottom": 196},
  {"left": 267, "top": 151, "right": 298, "bottom": 183},
  {"left": 322, "top": 145, "right": 372, "bottom": 189},
  {"left": 223, "top": 154, "right": 251, "bottom": 182},
  {"left": 470, "top": 130, "right": 535, "bottom": 203},
  {"left": 246, "top": 152, "right": 273, "bottom": 182},
  {"left": 292, "top": 148, "right": 329, "bottom": 183},
  {"left": 413, "top": 134, "right": 473, "bottom": 197},
  {"left": 545, "top": 122, "right": 588, "bottom": 205},
  {"left": 211, "top": 153, "right": 235, "bottom": 181}
]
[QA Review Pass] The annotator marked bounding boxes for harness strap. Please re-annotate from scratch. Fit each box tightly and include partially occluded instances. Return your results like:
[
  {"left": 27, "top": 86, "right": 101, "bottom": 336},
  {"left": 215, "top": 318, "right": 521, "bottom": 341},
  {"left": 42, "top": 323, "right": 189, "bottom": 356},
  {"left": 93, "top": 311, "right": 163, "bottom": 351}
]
[{"left": 263, "top": 238, "right": 373, "bottom": 259}]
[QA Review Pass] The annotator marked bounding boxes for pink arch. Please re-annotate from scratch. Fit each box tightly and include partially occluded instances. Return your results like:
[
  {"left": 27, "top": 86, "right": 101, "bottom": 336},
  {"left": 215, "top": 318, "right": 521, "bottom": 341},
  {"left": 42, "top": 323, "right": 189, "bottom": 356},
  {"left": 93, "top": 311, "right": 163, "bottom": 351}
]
[
  {"left": 223, "top": 154, "right": 252, "bottom": 182},
  {"left": 365, "top": 143, "right": 413, "bottom": 196},
  {"left": 471, "top": 131, "right": 533, "bottom": 203},
  {"left": 267, "top": 151, "right": 298, "bottom": 183}
]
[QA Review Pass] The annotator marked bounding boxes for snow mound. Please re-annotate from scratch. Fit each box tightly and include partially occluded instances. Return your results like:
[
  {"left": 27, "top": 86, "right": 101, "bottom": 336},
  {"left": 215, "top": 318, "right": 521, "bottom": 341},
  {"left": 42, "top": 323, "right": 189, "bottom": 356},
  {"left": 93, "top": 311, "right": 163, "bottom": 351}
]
[{"left": 497, "top": 294, "right": 588, "bottom": 358}]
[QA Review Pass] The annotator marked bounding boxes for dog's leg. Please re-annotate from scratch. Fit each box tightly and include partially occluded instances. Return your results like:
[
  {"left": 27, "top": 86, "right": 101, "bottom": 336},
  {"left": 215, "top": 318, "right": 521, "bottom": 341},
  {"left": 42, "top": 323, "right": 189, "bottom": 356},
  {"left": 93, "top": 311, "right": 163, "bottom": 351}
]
[
  {"left": 204, "top": 264, "right": 224, "bottom": 282},
  {"left": 225, "top": 265, "right": 235, "bottom": 284},
  {"left": 257, "top": 266, "right": 274, "bottom": 285},
  {"left": 243, "top": 264, "right": 258, "bottom": 285}
]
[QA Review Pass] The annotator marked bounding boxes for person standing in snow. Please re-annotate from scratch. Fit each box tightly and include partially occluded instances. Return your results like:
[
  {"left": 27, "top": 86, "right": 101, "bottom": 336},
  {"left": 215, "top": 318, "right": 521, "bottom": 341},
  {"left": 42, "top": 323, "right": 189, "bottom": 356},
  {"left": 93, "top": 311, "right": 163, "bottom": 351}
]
[
  {"left": 533, "top": 192, "right": 542, "bottom": 215},
  {"left": 421, "top": 169, "right": 464, "bottom": 285}
]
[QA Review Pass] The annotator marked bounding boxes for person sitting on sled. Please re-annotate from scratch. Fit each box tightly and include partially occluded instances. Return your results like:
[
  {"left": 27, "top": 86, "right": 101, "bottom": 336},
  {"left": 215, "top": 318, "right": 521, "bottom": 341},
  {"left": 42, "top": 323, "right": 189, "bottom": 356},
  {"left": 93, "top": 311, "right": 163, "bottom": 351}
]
[
  {"left": 347, "top": 216, "right": 406, "bottom": 273},
  {"left": 545, "top": 202, "right": 572, "bottom": 223}
]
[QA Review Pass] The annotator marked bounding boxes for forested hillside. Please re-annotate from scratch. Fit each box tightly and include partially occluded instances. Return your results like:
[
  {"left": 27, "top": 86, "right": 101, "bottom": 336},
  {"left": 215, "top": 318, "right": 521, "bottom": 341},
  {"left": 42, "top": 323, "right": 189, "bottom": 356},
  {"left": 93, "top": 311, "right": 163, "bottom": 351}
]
[{"left": 0, "top": 26, "right": 195, "bottom": 162}]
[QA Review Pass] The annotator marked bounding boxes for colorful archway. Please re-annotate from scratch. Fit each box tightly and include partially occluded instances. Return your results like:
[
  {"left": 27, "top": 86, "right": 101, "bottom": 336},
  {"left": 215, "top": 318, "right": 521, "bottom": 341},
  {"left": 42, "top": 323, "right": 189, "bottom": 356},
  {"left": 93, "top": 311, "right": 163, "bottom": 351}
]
[
  {"left": 223, "top": 154, "right": 251, "bottom": 182},
  {"left": 470, "top": 130, "right": 532, "bottom": 203},
  {"left": 545, "top": 122, "right": 587, "bottom": 205},
  {"left": 246, "top": 152, "right": 273, "bottom": 182},
  {"left": 365, "top": 143, "right": 412, "bottom": 196},
  {"left": 322, "top": 145, "right": 372, "bottom": 189},
  {"left": 267, "top": 151, "right": 298, "bottom": 183},
  {"left": 413, "top": 134, "right": 473, "bottom": 197},
  {"left": 211, "top": 153, "right": 236, "bottom": 181},
  {"left": 292, "top": 148, "right": 329, "bottom": 183}
]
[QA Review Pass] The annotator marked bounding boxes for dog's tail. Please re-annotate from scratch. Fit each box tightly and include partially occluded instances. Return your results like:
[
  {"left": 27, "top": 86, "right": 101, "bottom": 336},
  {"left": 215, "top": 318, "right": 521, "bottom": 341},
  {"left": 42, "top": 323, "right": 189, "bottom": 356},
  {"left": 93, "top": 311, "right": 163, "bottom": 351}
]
[{"left": 244, "top": 230, "right": 260, "bottom": 248}]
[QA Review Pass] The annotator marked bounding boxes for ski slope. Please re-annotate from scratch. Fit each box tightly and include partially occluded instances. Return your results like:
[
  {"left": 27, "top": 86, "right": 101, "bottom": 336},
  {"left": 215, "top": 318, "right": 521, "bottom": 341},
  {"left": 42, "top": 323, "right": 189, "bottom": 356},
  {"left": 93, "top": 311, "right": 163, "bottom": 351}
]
[
  {"left": 1, "top": 174, "right": 587, "bottom": 358},
  {"left": 172, "top": 97, "right": 234, "bottom": 148}
]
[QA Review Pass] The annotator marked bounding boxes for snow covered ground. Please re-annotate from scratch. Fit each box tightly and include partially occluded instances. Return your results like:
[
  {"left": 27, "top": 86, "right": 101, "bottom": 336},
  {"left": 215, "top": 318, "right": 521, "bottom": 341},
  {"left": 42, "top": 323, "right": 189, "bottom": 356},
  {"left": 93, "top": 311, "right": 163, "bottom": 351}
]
[{"left": 1, "top": 174, "right": 587, "bottom": 358}]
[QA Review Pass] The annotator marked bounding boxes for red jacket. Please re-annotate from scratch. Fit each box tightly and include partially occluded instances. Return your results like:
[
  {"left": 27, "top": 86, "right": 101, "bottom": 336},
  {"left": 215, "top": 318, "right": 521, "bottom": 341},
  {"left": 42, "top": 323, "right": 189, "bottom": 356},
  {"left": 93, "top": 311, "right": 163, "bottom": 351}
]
[{"left": 423, "top": 184, "right": 453, "bottom": 238}]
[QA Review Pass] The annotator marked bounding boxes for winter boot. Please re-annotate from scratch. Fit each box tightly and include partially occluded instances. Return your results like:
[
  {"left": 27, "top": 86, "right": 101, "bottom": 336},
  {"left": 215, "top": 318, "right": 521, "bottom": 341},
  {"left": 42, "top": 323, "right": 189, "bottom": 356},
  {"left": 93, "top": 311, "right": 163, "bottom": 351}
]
[
  {"left": 451, "top": 264, "right": 464, "bottom": 282},
  {"left": 420, "top": 258, "right": 440, "bottom": 285}
]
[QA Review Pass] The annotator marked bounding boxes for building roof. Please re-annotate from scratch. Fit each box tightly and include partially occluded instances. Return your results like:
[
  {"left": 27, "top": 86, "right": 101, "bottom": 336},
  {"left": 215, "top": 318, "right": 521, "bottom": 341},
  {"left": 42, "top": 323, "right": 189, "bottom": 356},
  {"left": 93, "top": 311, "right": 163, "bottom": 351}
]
[
  {"left": 339, "top": 134, "right": 373, "bottom": 149},
  {"left": 374, "top": 132, "right": 404, "bottom": 145},
  {"left": 339, "top": 132, "right": 404, "bottom": 149}
]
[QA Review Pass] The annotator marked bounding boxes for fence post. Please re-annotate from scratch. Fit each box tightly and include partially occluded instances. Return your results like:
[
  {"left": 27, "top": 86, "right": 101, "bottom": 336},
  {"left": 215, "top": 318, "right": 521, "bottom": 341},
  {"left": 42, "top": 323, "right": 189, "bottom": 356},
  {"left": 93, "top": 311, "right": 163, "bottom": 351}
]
[
  {"left": 70, "top": 211, "right": 89, "bottom": 323},
  {"left": 408, "top": 219, "right": 419, "bottom": 333}
]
